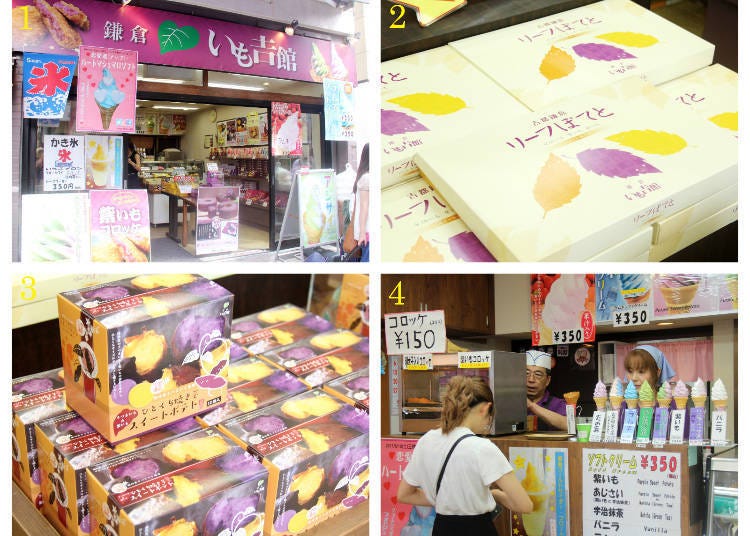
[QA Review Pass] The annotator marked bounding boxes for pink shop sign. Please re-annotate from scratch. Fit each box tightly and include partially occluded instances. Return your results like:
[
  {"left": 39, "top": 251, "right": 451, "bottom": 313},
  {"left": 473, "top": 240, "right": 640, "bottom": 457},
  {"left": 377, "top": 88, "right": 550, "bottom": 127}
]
[{"left": 12, "top": 0, "right": 357, "bottom": 85}]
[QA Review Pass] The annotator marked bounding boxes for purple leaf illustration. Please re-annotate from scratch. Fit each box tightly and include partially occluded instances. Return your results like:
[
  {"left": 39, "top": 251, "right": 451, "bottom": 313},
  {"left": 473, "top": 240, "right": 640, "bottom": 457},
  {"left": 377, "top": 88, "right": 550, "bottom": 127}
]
[
  {"left": 577, "top": 148, "right": 660, "bottom": 178},
  {"left": 572, "top": 43, "right": 636, "bottom": 61},
  {"left": 381, "top": 109, "right": 429, "bottom": 136},
  {"left": 448, "top": 232, "right": 496, "bottom": 261}
]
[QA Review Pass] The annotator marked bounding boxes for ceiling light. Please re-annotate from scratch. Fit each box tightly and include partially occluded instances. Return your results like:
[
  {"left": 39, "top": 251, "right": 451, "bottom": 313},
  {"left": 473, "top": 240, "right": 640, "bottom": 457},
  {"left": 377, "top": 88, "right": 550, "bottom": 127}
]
[
  {"left": 263, "top": 82, "right": 270, "bottom": 86},
  {"left": 138, "top": 77, "right": 187, "bottom": 85},
  {"left": 121, "top": 0, "right": 132, "bottom": 5},
  {"left": 285, "top": 20, "right": 299, "bottom": 36},
  {"left": 656, "top": 322, "right": 674, "bottom": 326},
  {"left": 152, "top": 105, "right": 200, "bottom": 111},
  {"left": 207, "top": 82, "right": 264, "bottom": 91}
]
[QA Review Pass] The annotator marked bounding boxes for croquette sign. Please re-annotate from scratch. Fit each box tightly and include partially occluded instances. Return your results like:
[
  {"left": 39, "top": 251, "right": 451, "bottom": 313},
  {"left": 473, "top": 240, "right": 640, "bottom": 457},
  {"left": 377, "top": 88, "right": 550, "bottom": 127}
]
[{"left": 12, "top": 0, "right": 357, "bottom": 84}]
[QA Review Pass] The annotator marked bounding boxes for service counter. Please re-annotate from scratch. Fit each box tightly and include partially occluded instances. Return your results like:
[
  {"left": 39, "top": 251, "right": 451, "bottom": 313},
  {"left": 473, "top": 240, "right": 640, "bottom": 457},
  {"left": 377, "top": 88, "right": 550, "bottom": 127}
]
[{"left": 490, "top": 435, "right": 704, "bottom": 536}]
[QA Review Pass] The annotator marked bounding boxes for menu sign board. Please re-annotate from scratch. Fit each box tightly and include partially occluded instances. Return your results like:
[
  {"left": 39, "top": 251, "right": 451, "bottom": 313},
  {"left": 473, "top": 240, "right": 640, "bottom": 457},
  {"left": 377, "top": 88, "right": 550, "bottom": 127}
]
[
  {"left": 582, "top": 448, "right": 681, "bottom": 535},
  {"left": 323, "top": 78, "right": 355, "bottom": 141},
  {"left": 381, "top": 438, "right": 436, "bottom": 536},
  {"left": 43, "top": 134, "right": 85, "bottom": 191},
  {"left": 195, "top": 186, "right": 240, "bottom": 255},
  {"left": 384, "top": 310, "right": 447, "bottom": 355}
]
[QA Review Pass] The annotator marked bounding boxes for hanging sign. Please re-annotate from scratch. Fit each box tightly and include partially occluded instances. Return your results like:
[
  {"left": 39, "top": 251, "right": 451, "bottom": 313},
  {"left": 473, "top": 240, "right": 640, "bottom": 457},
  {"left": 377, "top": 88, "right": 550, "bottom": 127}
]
[
  {"left": 23, "top": 52, "right": 76, "bottom": 119},
  {"left": 323, "top": 78, "right": 355, "bottom": 141},
  {"left": 384, "top": 310, "right": 446, "bottom": 355}
]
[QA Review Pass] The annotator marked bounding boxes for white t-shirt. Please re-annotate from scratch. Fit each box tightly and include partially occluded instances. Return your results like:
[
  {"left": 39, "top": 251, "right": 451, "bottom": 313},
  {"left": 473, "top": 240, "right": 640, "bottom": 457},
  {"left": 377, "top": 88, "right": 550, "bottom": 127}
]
[
  {"left": 352, "top": 172, "right": 369, "bottom": 241},
  {"left": 402, "top": 426, "right": 513, "bottom": 515}
]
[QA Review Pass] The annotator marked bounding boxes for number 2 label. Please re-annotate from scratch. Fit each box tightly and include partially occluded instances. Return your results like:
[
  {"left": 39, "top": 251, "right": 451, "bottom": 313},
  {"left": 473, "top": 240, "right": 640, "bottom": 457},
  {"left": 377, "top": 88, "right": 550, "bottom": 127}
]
[{"left": 390, "top": 4, "right": 406, "bottom": 28}]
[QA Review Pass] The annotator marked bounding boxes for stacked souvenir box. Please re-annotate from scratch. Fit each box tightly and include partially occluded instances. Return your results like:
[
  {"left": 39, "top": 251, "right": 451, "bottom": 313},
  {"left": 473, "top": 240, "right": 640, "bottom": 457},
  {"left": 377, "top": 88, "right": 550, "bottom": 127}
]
[
  {"left": 35, "top": 411, "right": 201, "bottom": 536},
  {"left": 230, "top": 304, "right": 334, "bottom": 356},
  {"left": 450, "top": 0, "right": 715, "bottom": 111},
  {"left": 197, "top": 356, "right": 309, "bottom": 427},
  {"left": 259, "top": 329, "right": 368, "bottom": 387},
  {"left": 57, "top": 274, "right": 234, "bottom": 443},
  {"left": 12, "top": 369, "right": 68, "bottom": 508},
  {"left": 586, "top": 226, "right": 652, "bottom": 262},
  {"left": 323, "top": 369, "right": 370, "bottom": 412},
  {"left": 221, "top": 389, "right": 369, "bottom": 536},
  {"left": 381, "top": 45, "right": 529, "bottom": 188},
  {"left": 87, "top": 427, "right": 268, "bottom": 536},
  {"left": 415, "top": 77, "right": 737, "bottom": 261}
]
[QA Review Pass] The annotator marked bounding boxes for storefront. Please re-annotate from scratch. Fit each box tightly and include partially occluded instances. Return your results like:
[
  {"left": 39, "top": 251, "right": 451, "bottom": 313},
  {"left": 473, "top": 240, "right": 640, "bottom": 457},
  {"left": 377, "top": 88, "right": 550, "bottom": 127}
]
[
  {"left": 12, "top": 0, "right": 373, "bottom": 262},
  {"left": 380, "top": 273, "right": 738, "bottom": 535},
  {"left": 12, "top": 273, "right": 370, "bottom": 535},
  {"left": 380, "top": 1, "right": 738, "bottom": 262}
]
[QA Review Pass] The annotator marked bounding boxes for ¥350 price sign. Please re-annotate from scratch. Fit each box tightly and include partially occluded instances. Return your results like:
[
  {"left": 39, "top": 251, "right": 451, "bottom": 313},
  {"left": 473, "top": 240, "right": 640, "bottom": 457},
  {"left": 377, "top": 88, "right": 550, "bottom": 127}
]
[
  {"left": 384, "top": 310, "right": 446, "bottom": 355},
  {"left": 613, "top": 303, "right": 650, "bottom": 328},
  {"left": 552, "top": 328, "right": 583, "bottom": 344}
]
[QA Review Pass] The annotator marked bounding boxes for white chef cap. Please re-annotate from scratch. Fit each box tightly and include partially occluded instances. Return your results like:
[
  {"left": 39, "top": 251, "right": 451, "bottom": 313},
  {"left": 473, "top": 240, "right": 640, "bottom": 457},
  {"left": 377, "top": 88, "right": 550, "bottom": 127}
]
[{"left": 526, "top": 350, "right": 552, "bottom": 369}]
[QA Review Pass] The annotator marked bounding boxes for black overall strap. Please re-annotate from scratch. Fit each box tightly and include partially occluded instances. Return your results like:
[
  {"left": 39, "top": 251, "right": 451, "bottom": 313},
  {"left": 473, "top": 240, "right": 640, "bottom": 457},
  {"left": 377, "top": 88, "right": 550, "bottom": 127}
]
[{"left": 436, "top": 433, "right": 474, "bottom": 496}]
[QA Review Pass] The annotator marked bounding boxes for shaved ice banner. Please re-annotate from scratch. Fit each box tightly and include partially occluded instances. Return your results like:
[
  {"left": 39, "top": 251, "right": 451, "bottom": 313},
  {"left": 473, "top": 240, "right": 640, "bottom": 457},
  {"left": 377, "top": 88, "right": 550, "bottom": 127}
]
[
  {"left": 23, "top": 52, "right": 77, "bottom": 119},
  {"left": 531, "top": 274, "right": 596, "bottom": 346},
  {"left": 77, "top": 46, "right": 137, "bottom": 133}
]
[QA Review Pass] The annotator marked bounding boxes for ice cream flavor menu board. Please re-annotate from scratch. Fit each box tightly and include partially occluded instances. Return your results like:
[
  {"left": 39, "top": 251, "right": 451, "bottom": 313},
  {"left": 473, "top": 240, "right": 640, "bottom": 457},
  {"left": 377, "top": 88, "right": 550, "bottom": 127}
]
[
  {"left": 415, "top": 78, "right": 737, "bottom": 261},
  {"left": 509, "top": 446, "right": 570, "bottom": 536},
  {"left": 582, "top": 448, "right": 681, "bottom": 535},
  {"left": 531, "top": 274, "right": 596, "bottom": 347},
  {"left": 381, "top": 438, "right": 436, "bottom": 536},
  {"left": 381, "top": 45, "right": 529, "bottom": 187},
  {"left": 76, "top": 46, "right": 137, "bottom": 133},
  {"left": 449, "top": 0, "right": 714, "bottom": 111}
]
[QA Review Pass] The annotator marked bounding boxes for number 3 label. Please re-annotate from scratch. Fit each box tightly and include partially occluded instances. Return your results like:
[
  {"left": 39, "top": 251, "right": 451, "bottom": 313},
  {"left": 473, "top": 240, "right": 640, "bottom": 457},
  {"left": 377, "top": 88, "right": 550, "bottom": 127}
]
[{"left": 20, "top": 276, "right": 37, "bottom": 301}]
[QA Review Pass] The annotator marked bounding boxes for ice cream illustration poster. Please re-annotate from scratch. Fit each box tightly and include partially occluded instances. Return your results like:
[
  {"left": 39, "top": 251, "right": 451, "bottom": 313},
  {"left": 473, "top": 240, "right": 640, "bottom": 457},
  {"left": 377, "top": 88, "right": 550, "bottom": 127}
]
[
  {"left": 23, "top": 52, "right": 77, "bottom": 119},
  {"left": 271, "top": 102, "right": 303, "bottom": 156},
  {"left": 90, "top": 189, "right": 151, "bottom": 262},
  {"left": 298, "top": 169, "right": 338, "bottom": 248},
  {"left": 323, "top": 78, "right": 355, "bottom": 141},
  {"left": 381, "top": 438, "right": 436, "bottom": 536},
  {"left": 531, "top": 274, "right": 596, "bottom": 346},
  {"left": 43, "top": 134, "right": 86, "bottom": 191},
  {"left": 21, "top": 193, "right": 90, "bottom": 262},
  {"left": 335, "top": 274, "right": 370, "bottom": 336},
  {"left": 653, "top": 274, "right": 736, "bottom": 317},
  {"left": 76, "top": 46, "right": 137, "bottom": 133},
  {"left": 595, "top": 274, "right": 653, "bottom": 323},
  {"left": 84, "top": 135, "right": 122, "bottom": 189},
  {"left": 509, "top": 446, "right": 570, "bottom": 536}
]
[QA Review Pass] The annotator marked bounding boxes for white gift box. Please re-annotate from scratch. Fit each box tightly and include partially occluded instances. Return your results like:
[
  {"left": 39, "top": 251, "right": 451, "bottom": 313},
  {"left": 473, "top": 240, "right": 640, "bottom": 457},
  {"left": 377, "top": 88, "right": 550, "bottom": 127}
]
[
  {"left": 381, "top": 174, "right": 495, "bottom": 262},
  {"left": 414, "top": 78, "right": 737, "bottom": 261},
  {"left": 651, "top": 183, "right": 737, "bottom": 245},
  {"left": 649, "top": 203, "right": 737, "bottom": 261},
  {"left": 658, "top": 63, "right": 738, "bottom": 135},
  {"left": 381, "top": 45, "right": 529, "bottom": 188},
  {"left": 586, "top": 226, "right": 652, "bottom": 261},
  {"left": 450, "top": 0, "right": 714, "bottom": 110}
]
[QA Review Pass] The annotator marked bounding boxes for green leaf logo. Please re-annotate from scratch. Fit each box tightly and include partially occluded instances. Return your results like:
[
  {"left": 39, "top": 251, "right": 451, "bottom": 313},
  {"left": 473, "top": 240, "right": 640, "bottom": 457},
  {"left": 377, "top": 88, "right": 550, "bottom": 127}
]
[{"left": 159, "top": 21, "right": 200, "bottom": 54}]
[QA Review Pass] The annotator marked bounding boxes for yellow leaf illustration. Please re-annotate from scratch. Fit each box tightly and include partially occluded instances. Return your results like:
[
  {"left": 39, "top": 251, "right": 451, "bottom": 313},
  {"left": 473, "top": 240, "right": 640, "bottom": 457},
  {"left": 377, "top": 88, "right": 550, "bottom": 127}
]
[
  {"left": 539, "top": 46, "right": 576, "bottom": 81},
  {"left": 403, "top": 235, "right": 444, "bottom": 261},
  {"left": 606, "top": 129, "right": 687, "bottom": 155},
  {"left": 533, "top": 154, "right": 581, "bottom": 216},
  {"left": 387, "top": 93, "right": 466, "bottom": 115},
  {"left": 709, "top": 112, "right": 738, "bottom": 131},
  {"left": 596, "top": 31, "right": 659, "bottom": 48}
]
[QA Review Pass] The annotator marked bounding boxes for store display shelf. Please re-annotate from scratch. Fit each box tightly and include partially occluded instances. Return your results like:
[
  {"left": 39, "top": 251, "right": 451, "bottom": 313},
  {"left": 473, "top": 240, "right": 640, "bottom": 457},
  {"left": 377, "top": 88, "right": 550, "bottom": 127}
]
[
  {"left": 226, "top": 174, "right": 269, "bottom": 180},
  {"left": 12, "top": 482, "right": 368, "bottom": 536}
]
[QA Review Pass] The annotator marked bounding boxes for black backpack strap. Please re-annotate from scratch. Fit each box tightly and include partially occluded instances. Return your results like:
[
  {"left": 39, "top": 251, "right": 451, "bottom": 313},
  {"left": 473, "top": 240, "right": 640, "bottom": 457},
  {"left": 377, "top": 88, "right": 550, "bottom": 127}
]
[{"left": 436, "top": 433, "right": 474, "bottom": 496}]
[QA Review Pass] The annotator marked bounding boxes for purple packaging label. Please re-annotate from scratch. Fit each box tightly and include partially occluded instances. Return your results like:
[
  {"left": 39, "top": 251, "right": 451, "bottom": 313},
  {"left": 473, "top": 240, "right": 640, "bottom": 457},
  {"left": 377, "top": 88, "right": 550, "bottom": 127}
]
[
  {"left": 620, "top": 408, "right": 638, "bottom": 443},
  {"left": 652, "top": 407, "right": 669, "bottom": 442},
  {"left": 688, "top": 406, "right": 705, "bottom": 442}
]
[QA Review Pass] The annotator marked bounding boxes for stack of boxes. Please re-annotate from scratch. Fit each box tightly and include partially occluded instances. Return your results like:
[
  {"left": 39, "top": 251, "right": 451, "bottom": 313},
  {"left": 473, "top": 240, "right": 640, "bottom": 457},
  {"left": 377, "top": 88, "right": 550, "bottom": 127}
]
[{"left": 12, "top": 276, "right": 369, "bottom": 536}]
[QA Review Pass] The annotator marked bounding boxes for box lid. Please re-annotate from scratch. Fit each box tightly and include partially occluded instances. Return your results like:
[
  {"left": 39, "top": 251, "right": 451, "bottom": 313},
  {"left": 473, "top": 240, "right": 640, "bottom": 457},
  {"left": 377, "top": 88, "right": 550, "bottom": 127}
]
[
  {"left": 13, "top": 368, "right": 66, "bottom": 416},
  {"left": 325, "top": 369, "right": 369, "bottom": 409},
  {"left": 231, "top": 307, "right": 333, "bottom": 355},
  {"left": 59, "top": 275, "right": 232, "bottom": 328}
]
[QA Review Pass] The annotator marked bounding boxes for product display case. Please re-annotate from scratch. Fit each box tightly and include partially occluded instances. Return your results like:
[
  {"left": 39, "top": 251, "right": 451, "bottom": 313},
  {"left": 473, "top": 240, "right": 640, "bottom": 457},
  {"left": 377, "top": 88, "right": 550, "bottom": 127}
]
[
  {"left": 706, "top": 447, "right": 738, "bottom": 536},
  {"left": 393, "top": 351, "right": 527, "bottom": 435}
]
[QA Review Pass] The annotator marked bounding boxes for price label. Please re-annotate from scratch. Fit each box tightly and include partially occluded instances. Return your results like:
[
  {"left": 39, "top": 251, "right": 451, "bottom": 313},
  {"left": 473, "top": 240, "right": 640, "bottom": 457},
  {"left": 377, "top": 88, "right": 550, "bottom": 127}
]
[
  {"left": 652, "top": 407, "right": 669, "bottom": 445},
  {"left": 566, "top": 404, "right": 577, "bottom": 435},
  {"left": 639, "top": 454, "right": 679, "bottom": 474},
  {"left": 620, "top": 408, "right": 639, "bottom": 443},
  {"left": 668, "top": 409, "right": 686, "bottom": 444},
  {"left": 688, "top": 406, "right": 706, "bottom": 445},
  {"left": 612, "top": 303, "right": 650, "bottom": 327},
  {"left": 711, "top": 409, "right": 728, "bottom": 446},
  {"left": 588, "top": 411, "right": 606, "bottom": 442},
  {"left": 603, "top": 410, "right": 619, "bottom": 442},
  {"left": 384, "top": 310, "right": 446, "bottom": 355},
  {"left": 458, "top": 351, "right": 492, "bottom": 369},
  {"left": 402, "top": 354, "right": 432, "bottom": 371},
  {"left": 552, "top": 328, "right": 583, "bottom": 345}
]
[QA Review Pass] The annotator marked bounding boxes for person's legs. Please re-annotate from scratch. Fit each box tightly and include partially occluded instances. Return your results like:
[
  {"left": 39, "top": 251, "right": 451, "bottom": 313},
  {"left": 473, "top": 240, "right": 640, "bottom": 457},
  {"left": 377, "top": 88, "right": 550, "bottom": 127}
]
[{"left": 360, "top": 242, "right": 369, "bottom": 262}]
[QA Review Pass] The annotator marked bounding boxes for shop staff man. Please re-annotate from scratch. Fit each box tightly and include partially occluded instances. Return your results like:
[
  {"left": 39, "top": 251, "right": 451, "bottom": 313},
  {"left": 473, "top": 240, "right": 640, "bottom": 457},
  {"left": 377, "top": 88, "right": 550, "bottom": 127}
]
[{"left": 526, "top": 350, "right": 567, "bottom": 431}]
